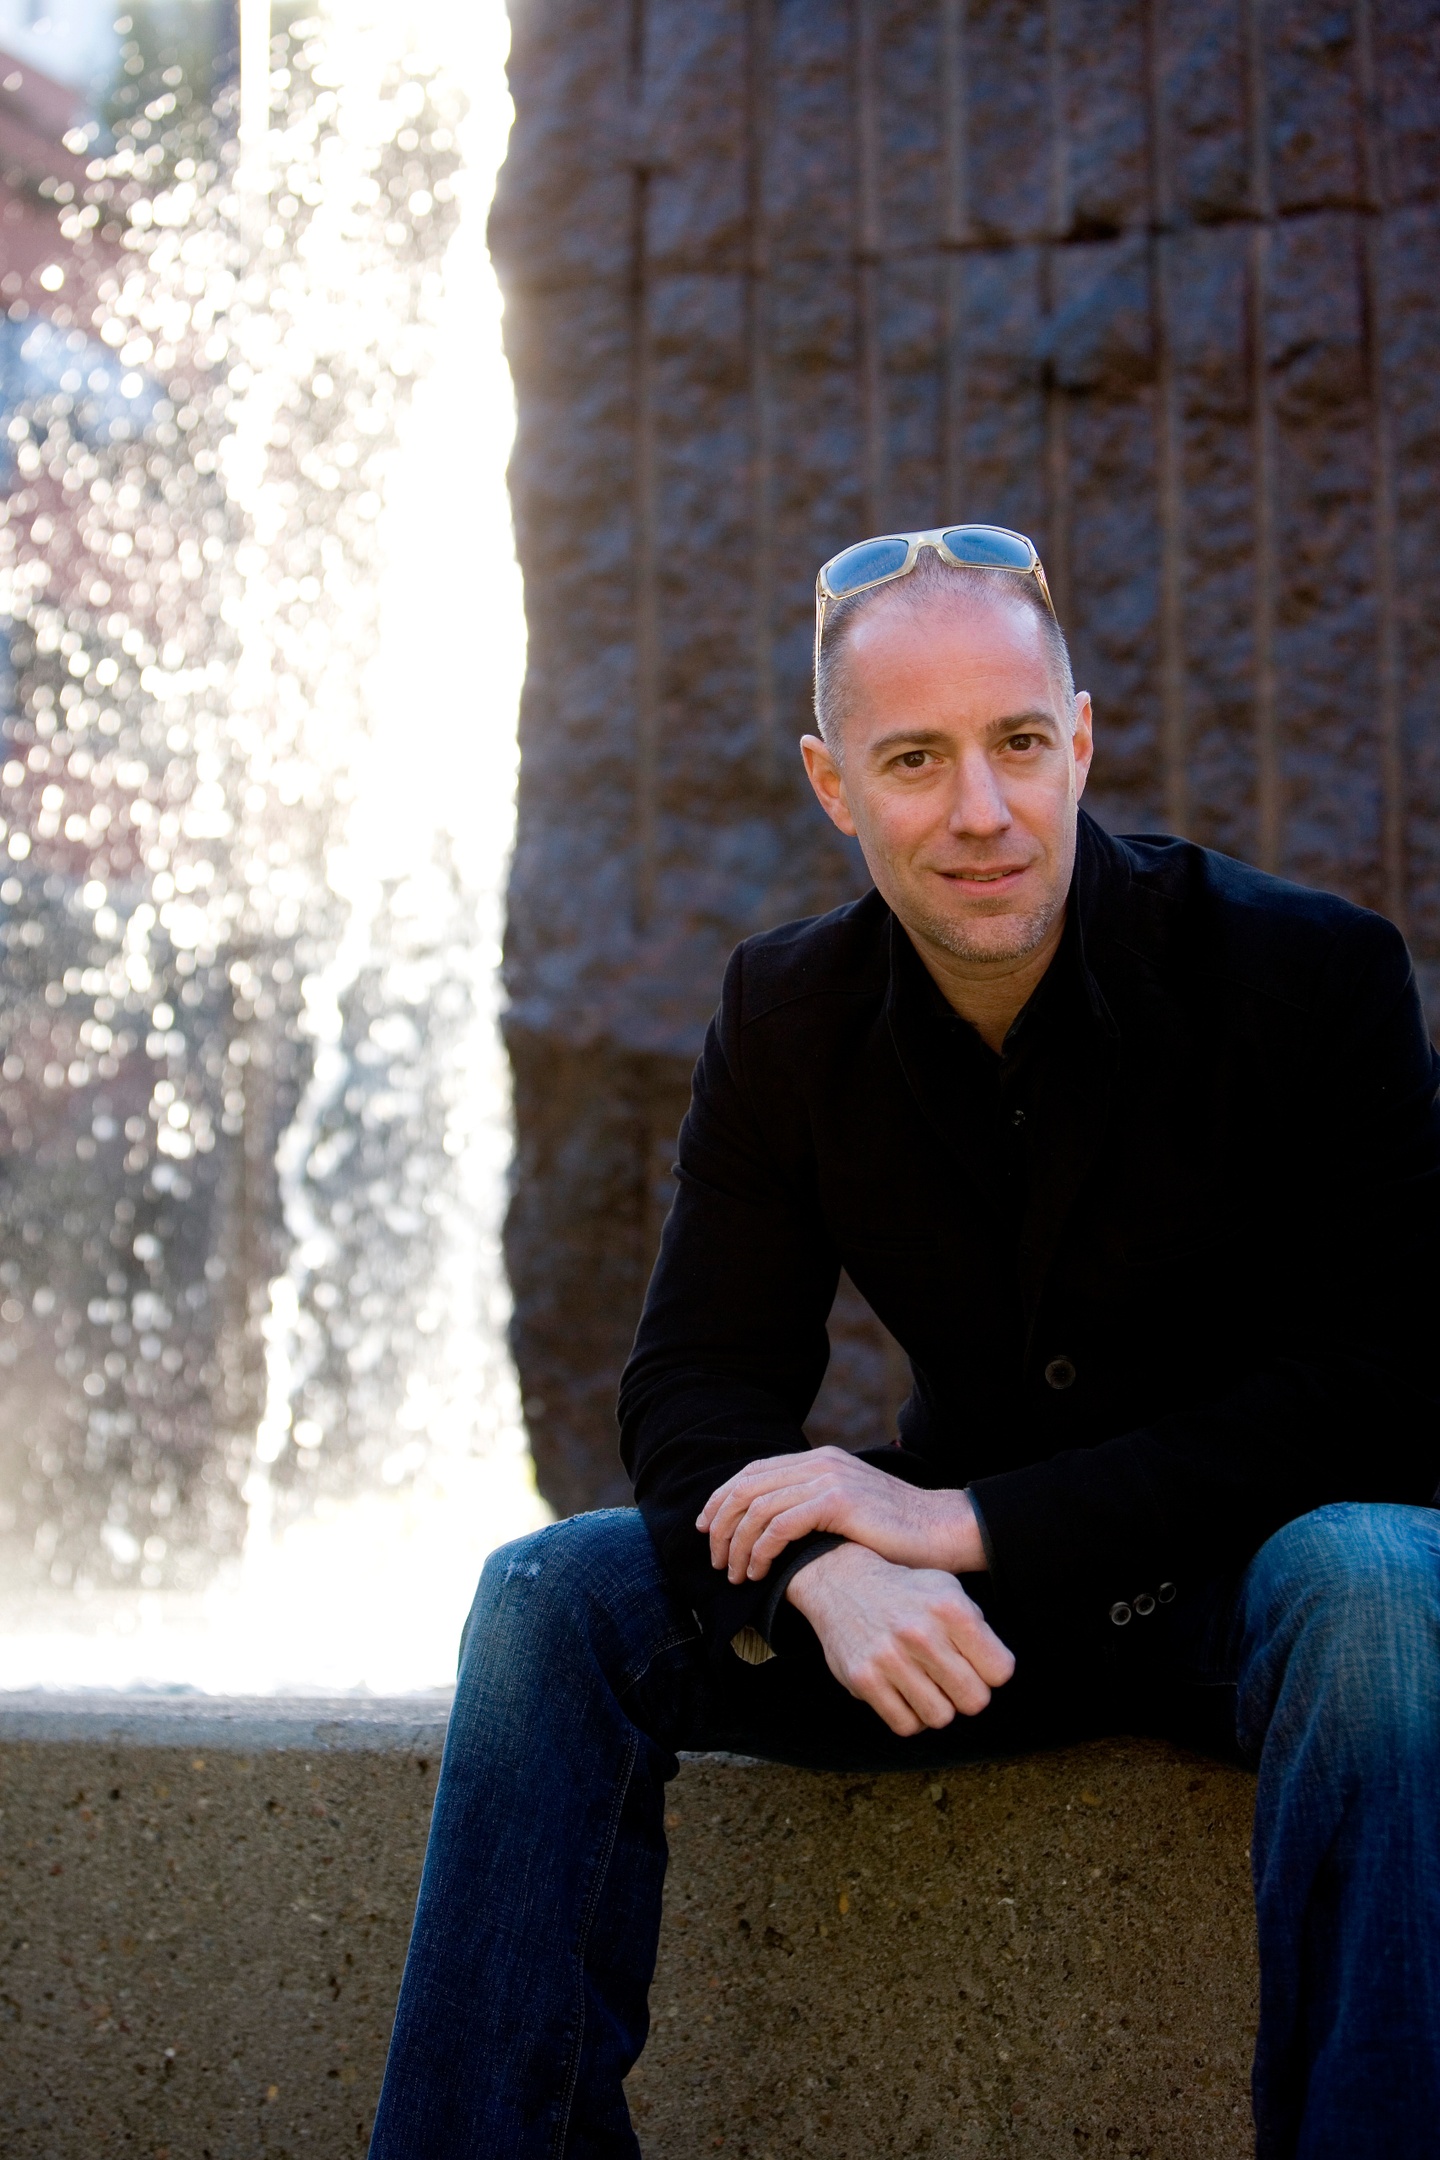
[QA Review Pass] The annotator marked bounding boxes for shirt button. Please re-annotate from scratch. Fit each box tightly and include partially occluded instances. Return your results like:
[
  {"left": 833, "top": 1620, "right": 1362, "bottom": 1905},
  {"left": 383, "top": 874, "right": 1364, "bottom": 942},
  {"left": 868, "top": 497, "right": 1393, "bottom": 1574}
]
[
  {"left": 1044, "top": 1355, "right": 1077, "bottom": 1390},
  {"left": 1157, "top": 1582, "right": 1177, "bottom": 1604},
  {"left": 1109, "top": 1601, "right": 1132, "bottom": 1626},
  {"left": 1010, "top": 1106, "right": 1027, "bottom": 1128},
  {"left": 1133, "top": 1592, "right": 1155, "bottom": 1616}
]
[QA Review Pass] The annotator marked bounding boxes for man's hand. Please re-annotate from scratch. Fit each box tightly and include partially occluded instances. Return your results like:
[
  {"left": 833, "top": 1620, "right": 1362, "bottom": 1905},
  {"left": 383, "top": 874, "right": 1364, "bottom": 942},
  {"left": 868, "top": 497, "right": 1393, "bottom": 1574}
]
[
  {"left": 697, "top": 1445, "right": 986, "bottom": 1581},
  {"left": 786, "top": 1542, "right": 1015, "bottom": 1735}
]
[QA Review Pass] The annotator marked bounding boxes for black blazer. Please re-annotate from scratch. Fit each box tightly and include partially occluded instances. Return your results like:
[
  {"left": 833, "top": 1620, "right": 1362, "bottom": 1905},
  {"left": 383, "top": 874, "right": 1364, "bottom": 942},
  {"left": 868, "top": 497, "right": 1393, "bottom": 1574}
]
[{"left": 619, "top": 813, "right": 1440, "bottom": 1666}]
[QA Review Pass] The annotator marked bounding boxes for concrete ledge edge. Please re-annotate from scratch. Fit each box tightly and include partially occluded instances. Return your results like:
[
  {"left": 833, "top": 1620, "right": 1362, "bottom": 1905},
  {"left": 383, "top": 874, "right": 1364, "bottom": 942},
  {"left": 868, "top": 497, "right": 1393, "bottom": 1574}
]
[{"left": 0, "top": 1689, "right": 455, "bottom": 1752}]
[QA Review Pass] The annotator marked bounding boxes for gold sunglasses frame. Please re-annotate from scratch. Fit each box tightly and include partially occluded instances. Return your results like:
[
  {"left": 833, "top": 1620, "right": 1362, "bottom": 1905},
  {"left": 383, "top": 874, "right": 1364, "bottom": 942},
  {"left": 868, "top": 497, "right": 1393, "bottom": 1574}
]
[{"left": 813, "top": 523, "right": 1056, "bottom": 677}]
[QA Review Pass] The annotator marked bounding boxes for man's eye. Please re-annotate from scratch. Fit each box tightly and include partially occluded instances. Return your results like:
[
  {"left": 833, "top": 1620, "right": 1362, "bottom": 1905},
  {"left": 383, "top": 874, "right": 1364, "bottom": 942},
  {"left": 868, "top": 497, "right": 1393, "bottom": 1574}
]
[
  {"left": 895, "top": 750, "right": 929, "bottom": 770},
  {"left": 1007, "top": 733, "right": 1039, "bottom": 752}
]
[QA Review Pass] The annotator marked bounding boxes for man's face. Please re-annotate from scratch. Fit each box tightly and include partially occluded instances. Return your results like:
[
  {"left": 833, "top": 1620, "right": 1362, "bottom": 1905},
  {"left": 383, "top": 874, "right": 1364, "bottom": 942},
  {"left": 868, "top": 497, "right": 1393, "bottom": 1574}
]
[{"left": 801, "top": 591, "right": 1093, "bottom": 969}]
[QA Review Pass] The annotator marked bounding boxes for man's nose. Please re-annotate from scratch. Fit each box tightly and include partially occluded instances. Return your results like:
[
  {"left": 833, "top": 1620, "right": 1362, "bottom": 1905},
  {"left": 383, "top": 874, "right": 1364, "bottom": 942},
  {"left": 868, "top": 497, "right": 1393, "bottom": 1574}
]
[{"left": 948, "top": 754, "right": 1011, "bottom": 836}]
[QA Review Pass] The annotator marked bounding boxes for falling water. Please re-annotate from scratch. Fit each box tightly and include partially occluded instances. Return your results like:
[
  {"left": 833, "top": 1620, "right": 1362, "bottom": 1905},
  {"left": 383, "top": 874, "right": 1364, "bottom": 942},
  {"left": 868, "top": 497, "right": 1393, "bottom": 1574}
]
[{"left": 0, "top": 0, "right": 546, "bottom": 1691}]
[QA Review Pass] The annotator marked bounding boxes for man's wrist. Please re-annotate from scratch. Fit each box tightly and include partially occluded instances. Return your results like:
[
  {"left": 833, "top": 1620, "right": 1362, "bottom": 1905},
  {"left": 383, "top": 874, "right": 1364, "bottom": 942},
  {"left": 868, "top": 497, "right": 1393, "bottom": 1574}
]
[
  {"left": 784, "top": 1538, "right": 874, "bottom": 1618},
  {"left": 756, "top": 1530, "right": 845, "bottom": 1640},
  {"left": 925, "top": 1486, "right": 988, "bottom": 1574}
]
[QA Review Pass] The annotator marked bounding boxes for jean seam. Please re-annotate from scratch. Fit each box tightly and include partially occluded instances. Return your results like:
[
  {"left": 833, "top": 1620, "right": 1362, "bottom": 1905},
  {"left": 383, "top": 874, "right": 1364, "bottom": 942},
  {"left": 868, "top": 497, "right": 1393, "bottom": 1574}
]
[
  {"left": 548, "top": 1718, "right": 641, "bottom": 2160},
  {"left": 616, "top": 1625, "right": 695, "bottom": 1700}
]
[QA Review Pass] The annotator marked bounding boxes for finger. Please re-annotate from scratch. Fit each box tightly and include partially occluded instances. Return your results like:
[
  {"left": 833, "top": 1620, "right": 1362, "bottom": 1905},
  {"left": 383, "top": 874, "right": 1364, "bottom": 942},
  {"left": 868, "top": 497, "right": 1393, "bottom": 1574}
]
[
  {"left": 814, "top": 1635, "right": 925, "bottom": 1738},
  {"left": 697, "top": 1453, "right": 823, "bottom": 1536},
  {"left": 881, "top": 1649, "right": 964, "bottom": 1731},
  {"left": 892, "top": 1616, "right": 992, "bottom": 1718},
  {"left": 706, "top": 1479, "right": 779, "bottom": 1570},
  {"left": 844, "top": 1667, "right": 925, "bottom": 1739},
  {"left": 742, "top": 1497, "right": 844, "bottom": 1578},
  {"left": 697, "top": 1464, "right": 776, "bottom": 1533},
  {"left": 717, "top": 1469, "right": 839, "bottom": 1575},
  {"left": 699, "top": 1486, "right": 738, "bottom": 1537},
  {"left": 699, "top": 1442, "right": 833, "bottom": 1529},
  {"left": 726, "top": 1488, "right": 823, "bottom": 1580},
  {"left": 910, "top": 1634, "right": 992, "bottom": 1718},
  {"left": 941, "top": 1602, "right": 1016, "bottom": 1691},
  {"left": 698, "top": 1468, "right": 766, "bottom": 1538},
  {"left": 845, "top": 1640, "right": 962, "bottom": 1733},
  {"left": 699, "top": 1446, "right": 890, "bottom": 1536}
]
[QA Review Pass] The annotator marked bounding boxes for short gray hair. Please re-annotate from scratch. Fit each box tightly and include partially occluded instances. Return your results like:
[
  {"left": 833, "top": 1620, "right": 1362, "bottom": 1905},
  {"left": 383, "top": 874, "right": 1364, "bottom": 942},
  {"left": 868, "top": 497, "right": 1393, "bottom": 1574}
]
[{"left": 813, "top": 550, "right": 1076, "bottom": 755}]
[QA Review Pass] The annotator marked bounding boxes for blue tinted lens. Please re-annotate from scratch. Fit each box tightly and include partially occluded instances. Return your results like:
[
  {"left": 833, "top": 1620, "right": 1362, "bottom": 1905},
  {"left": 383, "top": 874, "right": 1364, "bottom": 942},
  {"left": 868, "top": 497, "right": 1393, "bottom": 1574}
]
[
  {"left": 824, "top": 536, "right": 912, "bottom": 594},
  {"left": 941, "top": 526, "right": 1034, "bottom": 569}
]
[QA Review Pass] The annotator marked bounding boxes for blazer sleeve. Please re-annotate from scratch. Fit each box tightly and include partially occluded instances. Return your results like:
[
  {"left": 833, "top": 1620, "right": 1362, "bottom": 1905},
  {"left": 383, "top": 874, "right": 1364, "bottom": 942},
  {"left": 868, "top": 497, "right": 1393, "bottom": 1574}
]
[
  {"left": 968, "top": 908, "right": 1440, "bottom": 1631},
  {"left": 618, "top": 944, "right": 843, "bottom": 1664}
]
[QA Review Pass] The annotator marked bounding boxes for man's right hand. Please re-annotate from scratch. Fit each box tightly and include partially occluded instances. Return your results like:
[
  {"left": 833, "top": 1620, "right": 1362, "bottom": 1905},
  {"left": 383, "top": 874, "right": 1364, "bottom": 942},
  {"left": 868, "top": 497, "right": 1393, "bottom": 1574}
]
[{"left": 785, "top": 1541, "right": 1016, "bottom": 1737}]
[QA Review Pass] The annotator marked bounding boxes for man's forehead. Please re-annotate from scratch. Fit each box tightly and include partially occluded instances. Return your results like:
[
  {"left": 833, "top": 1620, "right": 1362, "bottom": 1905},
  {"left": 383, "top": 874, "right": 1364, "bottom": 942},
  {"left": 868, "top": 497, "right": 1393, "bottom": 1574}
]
[
  {"left": 846, "top": 579, "right": 1054, "bottom": 670},
  {"left": 844, "top": 591, "right": 1065, "bottom": 714}
]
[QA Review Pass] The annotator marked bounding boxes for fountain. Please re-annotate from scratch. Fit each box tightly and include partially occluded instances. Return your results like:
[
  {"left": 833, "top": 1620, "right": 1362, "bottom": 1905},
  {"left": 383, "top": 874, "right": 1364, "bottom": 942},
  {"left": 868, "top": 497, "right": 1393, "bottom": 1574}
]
[{"left": 0, "top": 0, "right": 545, "bottom": 1692}]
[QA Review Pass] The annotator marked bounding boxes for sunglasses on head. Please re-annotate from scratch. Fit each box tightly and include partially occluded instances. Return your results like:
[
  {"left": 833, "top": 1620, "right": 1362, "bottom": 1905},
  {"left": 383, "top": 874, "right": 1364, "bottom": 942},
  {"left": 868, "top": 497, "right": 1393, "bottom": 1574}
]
[{"left": 814, "top": 523, "right": 1056, "bottom": 674}]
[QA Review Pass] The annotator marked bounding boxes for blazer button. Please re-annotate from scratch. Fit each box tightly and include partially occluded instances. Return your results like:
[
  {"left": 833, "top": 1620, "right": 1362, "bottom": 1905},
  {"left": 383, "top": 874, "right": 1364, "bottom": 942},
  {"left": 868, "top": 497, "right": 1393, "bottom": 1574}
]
[
  {"left": 1109, "top": 1601, "right": 1132, "bottom": 1626},
  {"left": 1134, "top": 1592, "right": 1155, "bottom": 1616},
  {"left": 1157, "top": 1582, "right": 1177, "bottom": 1604},
  {"left": 1044, "top": 1355, "right": 1077, "bottom": 1390}
]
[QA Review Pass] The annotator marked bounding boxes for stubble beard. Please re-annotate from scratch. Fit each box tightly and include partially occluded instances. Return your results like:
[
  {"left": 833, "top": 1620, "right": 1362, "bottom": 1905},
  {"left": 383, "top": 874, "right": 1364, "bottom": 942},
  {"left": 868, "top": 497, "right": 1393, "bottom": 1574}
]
[{"left": 905, "top": 890, "right": 1067, "bottom": 967}]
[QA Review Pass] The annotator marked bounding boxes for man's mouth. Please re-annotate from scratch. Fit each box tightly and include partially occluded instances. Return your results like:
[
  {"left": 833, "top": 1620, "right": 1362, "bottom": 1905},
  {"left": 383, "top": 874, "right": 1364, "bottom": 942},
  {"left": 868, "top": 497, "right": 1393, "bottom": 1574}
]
[{"left": 941, "top": 865, "right": 1029, "bottom": 886}]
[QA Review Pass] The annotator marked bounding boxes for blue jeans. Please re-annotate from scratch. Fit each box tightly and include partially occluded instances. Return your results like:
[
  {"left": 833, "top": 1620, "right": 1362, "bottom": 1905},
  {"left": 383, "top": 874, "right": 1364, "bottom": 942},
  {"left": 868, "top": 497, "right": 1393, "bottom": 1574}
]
[{"left": 368, "top": 1502, "right": 1440, "bottom": 2160}]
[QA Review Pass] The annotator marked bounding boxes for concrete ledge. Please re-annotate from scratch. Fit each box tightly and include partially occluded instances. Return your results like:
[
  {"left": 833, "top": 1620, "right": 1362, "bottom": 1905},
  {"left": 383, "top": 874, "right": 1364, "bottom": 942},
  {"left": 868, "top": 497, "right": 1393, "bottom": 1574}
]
[
  {"left": 0, "top": 1697, "right": 1258, "bottom": 2158},
  {"left": 0, "top": 1690, "right": 454, "bottom": 1753},
  {"left": 637, "top": 1742, "right": 1257, "bottom": 2160},
  {"left": 0, "top": 1692, "right": 448, "bottom": 2160}
]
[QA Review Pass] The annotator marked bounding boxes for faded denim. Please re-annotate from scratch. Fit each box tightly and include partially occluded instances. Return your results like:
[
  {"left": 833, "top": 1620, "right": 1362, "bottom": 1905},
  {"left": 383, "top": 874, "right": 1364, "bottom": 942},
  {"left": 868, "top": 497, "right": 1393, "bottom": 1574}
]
[{"left": 368, "top": 1501, "right": 1440, "bottom": 2160}]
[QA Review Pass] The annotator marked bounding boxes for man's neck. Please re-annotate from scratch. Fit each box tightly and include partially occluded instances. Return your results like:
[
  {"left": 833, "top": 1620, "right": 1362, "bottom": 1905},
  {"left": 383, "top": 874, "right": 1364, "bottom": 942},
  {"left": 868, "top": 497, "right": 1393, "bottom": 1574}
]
[{"left": 908, "top": 908, "right": 1068, "bottom": 1054}]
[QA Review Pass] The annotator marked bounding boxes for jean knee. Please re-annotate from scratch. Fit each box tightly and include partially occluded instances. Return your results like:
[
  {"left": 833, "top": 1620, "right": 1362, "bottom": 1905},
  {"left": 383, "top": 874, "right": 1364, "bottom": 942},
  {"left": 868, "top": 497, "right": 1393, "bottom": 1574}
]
[
  {"left": 1246, "top": 1504, "right": 1440, "bottom": 1631},
  {"left": 1239, "top": 1503, "right": 1440, "bottom": 1755},
  {"left": 458, "top": 1508, "right": 669, "bottom": 1687}
]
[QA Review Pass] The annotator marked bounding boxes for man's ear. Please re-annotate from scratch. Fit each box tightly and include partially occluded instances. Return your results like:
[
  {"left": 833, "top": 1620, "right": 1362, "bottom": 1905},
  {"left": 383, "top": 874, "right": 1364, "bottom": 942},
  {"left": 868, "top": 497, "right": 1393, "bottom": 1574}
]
[
  {"left": 800, "top": 733, "right": 859, "bottom": 838},
  {"left": 1071, "top": 692, "right": 1094, "bottom": 801}
]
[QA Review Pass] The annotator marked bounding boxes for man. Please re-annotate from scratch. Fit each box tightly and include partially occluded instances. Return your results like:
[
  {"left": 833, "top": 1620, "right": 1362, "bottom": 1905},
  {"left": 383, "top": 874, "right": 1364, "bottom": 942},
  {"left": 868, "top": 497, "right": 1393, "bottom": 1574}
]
[{"left": 370, "top": 526, "right": 1440, "bottom": 2160}]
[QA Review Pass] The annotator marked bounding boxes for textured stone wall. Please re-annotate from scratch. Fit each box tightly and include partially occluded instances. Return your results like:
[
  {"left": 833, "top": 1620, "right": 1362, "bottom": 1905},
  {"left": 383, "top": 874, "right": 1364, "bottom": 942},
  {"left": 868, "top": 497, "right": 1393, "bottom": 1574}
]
[{"left": 491, "top": 0, "right": 1440, "bottom": 1515}]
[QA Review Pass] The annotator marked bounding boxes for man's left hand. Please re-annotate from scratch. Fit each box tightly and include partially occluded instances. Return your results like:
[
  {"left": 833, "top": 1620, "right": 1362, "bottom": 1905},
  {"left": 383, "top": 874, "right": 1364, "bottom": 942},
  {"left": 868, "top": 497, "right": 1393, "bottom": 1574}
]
[{"left": 697, "top": 1446, "right": 987, "bottom": 1582}]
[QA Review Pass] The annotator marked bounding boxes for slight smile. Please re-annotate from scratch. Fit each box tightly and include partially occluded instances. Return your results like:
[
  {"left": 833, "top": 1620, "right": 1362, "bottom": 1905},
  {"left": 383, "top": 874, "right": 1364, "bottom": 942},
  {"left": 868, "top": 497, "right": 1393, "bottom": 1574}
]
[{"left": 938, "top": 865, "right": 1032, "bottom": 890}]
